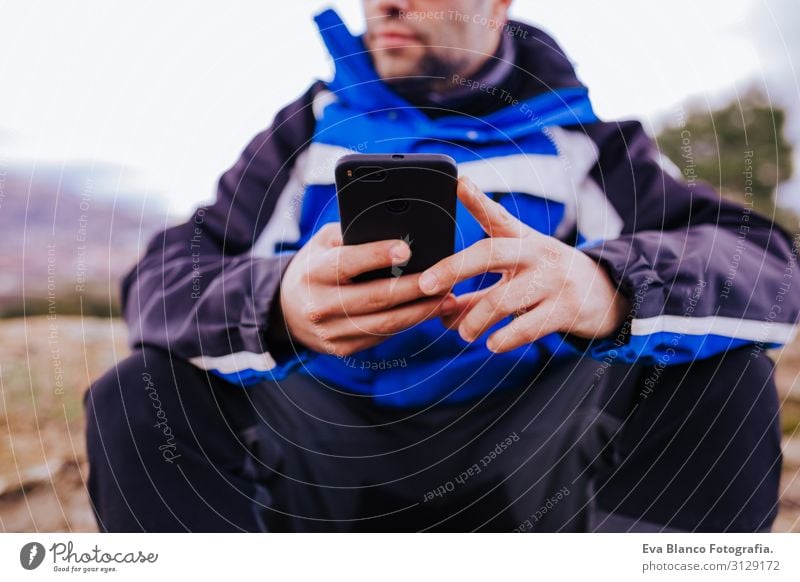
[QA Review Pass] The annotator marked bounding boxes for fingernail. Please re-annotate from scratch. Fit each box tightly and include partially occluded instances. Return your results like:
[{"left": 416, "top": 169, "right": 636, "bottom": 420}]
[
  {"left": 389, "top": 242, "right": 409, "bottom": 262},
  {"left": 419, "top": 271, "right": 438, "bottom": 294},
  {"left": 463, "top": 177, "right": 479, "bottom": 194}
]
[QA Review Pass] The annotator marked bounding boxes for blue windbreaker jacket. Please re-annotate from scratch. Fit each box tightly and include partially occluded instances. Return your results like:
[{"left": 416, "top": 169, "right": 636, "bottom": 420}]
[{"left": 121, "top": 9, "right": 800, "bottom": 406}]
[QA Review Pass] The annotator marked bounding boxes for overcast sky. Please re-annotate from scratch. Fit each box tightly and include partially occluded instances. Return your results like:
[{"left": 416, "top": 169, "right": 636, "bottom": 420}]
[{"left": 1, "top": 0, "right": 797, "bottom": 216}]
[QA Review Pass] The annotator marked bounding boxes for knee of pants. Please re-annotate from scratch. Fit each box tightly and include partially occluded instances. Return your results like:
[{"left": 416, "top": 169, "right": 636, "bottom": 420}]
[
  {"left": 662, "top": 347, "right": 779, "bottom": 437},
  {"left": 597, "top": 347, "right": 782, "bottom": 531},
  {"left": 619, "top": 346, "right": 780, "bottom": 443},
  {"left": 85, "top": 347, "right": 263, "bottom": 465},
  {"left": 84, "top": 347, "right": 193, "bottom": 462}
]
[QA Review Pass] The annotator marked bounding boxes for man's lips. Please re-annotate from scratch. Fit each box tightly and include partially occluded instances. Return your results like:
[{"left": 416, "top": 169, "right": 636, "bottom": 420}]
[{"left": 371, "top": 30, "right": 421, "bottom": 50}]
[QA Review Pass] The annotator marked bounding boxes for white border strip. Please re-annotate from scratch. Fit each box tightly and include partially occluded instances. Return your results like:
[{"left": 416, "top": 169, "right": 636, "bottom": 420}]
[
  {"left": 297, "top": 133, "right": 623, "bottom": 242},
  {"left": 300, "top": 143, "right": 577, "bottom": 203},
  {"left": 250, "top": 148, "right": 309, "bottom": 258},
  {"left": 631, "top": 314, "right": 798, "bottom": 344},
  {"left": 189, "top": 351, "right": 277, "bottom": 374}
]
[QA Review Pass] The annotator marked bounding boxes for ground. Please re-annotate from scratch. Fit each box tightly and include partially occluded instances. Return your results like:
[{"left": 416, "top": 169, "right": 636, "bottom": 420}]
[{"left": 1, "top": 316, "right": 799, "bottom": 532}]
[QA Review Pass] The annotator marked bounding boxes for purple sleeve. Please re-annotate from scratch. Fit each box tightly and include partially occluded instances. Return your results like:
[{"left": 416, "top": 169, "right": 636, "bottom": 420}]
[
  {"left": 121, "top": 84, "right": 322, "bottom": 385},
  {"left": 569, "top": 120, "right": 799, "bottom": 364}
]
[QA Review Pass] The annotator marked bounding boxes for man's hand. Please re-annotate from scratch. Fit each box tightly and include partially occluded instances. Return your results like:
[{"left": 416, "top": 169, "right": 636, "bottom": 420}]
[
  {"left": 419, "top": 177, "right": 630, "bottom": 354},
  {"left": 279, "top": 222, "right": 456, "bottom": 357}
]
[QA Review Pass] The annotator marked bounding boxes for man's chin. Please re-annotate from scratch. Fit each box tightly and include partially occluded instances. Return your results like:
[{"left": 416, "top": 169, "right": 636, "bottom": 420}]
[
  {"left": 380, "top": 71, "right": 424, "bottom": 85},
  {"left": 371, "top": 54, "right": 427, "bottom": 83}
]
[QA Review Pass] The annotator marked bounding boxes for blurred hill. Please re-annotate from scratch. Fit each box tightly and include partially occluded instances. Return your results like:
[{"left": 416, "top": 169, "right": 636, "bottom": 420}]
[{"left": 0, "top": 161, "right": 167, "bottom": 317}]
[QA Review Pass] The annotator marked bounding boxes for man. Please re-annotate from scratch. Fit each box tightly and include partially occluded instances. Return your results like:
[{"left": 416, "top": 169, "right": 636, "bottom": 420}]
[{"left": 85, "top": 0, "right": 799, "bottom": 532}]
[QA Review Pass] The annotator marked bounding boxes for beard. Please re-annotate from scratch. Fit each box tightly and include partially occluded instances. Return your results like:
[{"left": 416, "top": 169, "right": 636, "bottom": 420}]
[{"left": 382, "top": 50, "right": 472, "bottom": 100}]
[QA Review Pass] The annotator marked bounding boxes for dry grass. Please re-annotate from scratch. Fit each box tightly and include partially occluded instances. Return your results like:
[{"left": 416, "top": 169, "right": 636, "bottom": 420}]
[{"left": 0, "top": 316, "right": 128, "bottom": 531}]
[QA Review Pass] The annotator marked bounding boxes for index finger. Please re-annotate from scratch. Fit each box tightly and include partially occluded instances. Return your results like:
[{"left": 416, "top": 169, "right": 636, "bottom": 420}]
[
  {"left": 458, "top": 176, "right": 528, "bottom": 238},
  {"left": 419, "top": 237, "right": 524, "bottom": 295}
]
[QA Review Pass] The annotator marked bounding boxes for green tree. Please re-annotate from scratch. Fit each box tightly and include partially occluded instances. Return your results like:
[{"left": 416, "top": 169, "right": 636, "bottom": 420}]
[{"left": 657, "top": 88, "right": 798, "bottom": 233}]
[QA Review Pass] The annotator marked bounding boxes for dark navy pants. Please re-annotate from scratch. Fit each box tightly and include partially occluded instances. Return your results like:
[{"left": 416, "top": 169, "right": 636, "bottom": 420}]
[{"left": 84, "top": 346, "right": 782, "bottom": 532}]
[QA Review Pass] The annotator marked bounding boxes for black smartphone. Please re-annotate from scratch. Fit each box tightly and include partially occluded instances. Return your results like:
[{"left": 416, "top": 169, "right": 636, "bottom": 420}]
[{"left": 335, "top": 153, "right": 457, "bottom": 282}]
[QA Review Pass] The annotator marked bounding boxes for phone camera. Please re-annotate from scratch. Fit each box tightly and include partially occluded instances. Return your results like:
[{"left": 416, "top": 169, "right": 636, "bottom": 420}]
[{"left": 354, "top": 166, "right": 387, "bottom": 181}]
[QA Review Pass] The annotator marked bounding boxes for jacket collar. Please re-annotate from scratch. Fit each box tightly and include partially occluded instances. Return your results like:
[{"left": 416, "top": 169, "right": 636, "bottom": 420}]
[
  {"left": 313, "top": 9, "right": 597, "bottom": 140},
  {"left": 314, "top": 9, "right": 408, "bottom": 112}
]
